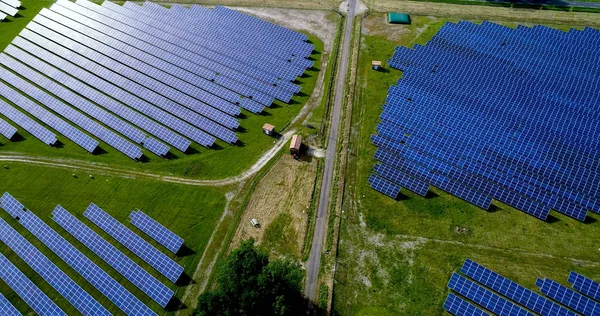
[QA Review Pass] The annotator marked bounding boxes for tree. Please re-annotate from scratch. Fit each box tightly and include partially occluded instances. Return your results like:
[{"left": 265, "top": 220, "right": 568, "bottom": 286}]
[{"left": 194, "top": 239, "right": 308, "bottom": 316}]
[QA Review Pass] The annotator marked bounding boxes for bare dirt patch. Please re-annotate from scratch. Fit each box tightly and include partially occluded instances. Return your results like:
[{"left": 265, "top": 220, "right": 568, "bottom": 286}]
[
  {"left": 229, "top": 7, "right": 339, "bottom": 53},
  {"left": 363, "top": 0, "right": 600, "bottom": 27},
  {"left": 165, "top": 0, "right": 340, "bottom": 10},
  {"left": 362, "top": 13, "right": 438, "bottom": 42},
  {"left": 231, "top": 155, "right": 319, "bottom": 257}
]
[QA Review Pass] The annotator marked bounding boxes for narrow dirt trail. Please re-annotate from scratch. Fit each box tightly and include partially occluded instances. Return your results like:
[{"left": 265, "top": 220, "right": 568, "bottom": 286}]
[{"left": 0, "top": 130, "right": 295, "bottom": 187}]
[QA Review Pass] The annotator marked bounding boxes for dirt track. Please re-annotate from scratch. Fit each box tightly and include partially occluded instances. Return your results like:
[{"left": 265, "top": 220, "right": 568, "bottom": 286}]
[{"left": 366, "top": 1, "right": 600, "bottom": 27}]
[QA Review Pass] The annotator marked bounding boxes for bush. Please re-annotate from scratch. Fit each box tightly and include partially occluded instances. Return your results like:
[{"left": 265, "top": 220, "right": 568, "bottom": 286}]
[{"left": 194, "top": 239, "right": 308, "bottom": 316}]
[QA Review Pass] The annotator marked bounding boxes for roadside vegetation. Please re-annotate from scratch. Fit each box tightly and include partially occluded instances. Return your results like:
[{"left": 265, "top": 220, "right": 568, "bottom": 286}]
[
  {"left": 193, "top": 239, "right": 307, "bottom": 316},
  {"left": 333, "top": 14, "right": 600, "bottom": 315}
]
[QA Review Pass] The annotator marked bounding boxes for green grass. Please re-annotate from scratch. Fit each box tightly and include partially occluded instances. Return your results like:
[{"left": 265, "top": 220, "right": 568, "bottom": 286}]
[
  {"left": 0, "top": 20, "right": 324, "bottom": 180},
  {"left": 333, "top": 16, "right": 600, "bottom": 316},
  {"left": 0, "top": 163, "right": 227, "bottom": 315},
  {"left": 262, "top": 212, "right": 299, "bottom": 256}
]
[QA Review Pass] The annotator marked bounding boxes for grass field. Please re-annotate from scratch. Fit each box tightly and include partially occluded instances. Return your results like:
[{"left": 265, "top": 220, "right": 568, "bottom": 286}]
[
  {"left": 0, "top": 163, "right": 227, "bottom": 314},
  {"left": 333, "top": 15, "right": 600, "bottom": 315},
  {"left": 0, "top": 1, "right": 324, "bottom": 180}
]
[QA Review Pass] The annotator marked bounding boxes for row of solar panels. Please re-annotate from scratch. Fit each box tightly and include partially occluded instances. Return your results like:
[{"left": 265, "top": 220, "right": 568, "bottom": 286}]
[
  {"left": 0, "top": 0, "right": 20, "bottom": 18},
  {"left": 370, "top": 21, "right": 599, "bottom": 223},
  {"left": 444, "top": 259, "right": 600, "bottom": 316},
  {"left": 0, "top": 192, "right": 186, "bottom": 315},
  {"left": 0, "top": 0, "right": 312, "bottom": 159}
]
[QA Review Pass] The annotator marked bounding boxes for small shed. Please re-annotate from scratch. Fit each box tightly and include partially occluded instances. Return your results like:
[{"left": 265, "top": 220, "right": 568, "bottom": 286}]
[
  {"left": 372, "top": 61, "right": 382, "bottom": 70},
  {"left": 290, "top": 134, "right": 302, "bottom": 156},
  {"left": 388, "top": 12, "right": 410, "bottom": 24},
  {"left": 263, "top": 123, "right": 275, "bottom": 136}
]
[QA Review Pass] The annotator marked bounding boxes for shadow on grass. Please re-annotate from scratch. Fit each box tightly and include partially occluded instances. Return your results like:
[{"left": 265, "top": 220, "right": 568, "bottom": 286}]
[
  {"left": 53, "top": 140, "right": 65, "bottom": 149},
  {"left": 396, "top": 192, "right": 410, "bottom": 201},
  {"left": 584, "top": 216, "right": 597, "bottom": 224},
  {"left": 176, "top": 244, "right": 196, "bottom": 258},
  {"left": 185, "top": 146, "right": 201, "bottom": 155},
  {"left": 175, "top": 272, "right": 196, "bottom": 287},
  {"left": 546, "top": 215, "right": 561, "bottom": 223},
  {"left": 10, "top": 133, "right": 25, "bottom": 142},
  {"left": 487, "top": 204, "right": 502, "bottom": 213},
  {"left": 165, "top": 296, "right": 187, "bottom": 312},
  {"left": 93, "top": 146, "right": 108, "bottom": 155},
  {"left": 164, "top": 151, "right": 179, "bottom": 160},
  {"left": 424, "top": 190, "right": 439, "bottom": 199}
]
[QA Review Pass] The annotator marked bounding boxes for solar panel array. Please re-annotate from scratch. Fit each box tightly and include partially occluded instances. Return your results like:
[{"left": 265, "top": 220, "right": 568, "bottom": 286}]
[
  {"left": 0, "top": 216, "right": 109, "bottom": 316},
  {"left": 569, "top": 272, "right": 600, "bottom": 303},
  {"left": 0, "top": 116, "right": 17, "bottom": 140},
  {"left": 370, "top": 21, "right": 600, "bottom": 222},
  {"left": 0, "top": 293, "right": 22, "bottom": 316},
  {"left": 445, "top": 258, "right": 600, "bottom": 316},
  {"left": 0, "top": 0, "right": 18, "bottom": 17},
  {"left": 448, "top": 273, "right": 534, "bottom": 316},
  {"left": 85, "top": 203, "right": 184, "bottom": 283},
  {"left": 53, "top": 206, "right": 174, "bottom": 307},
  {"left": 0, "top": 0, "right": 312, "bottom": 159},
  {"left": 0, "top": 252, "right": 65, "bottom": 316},
  {"left": 130, "top": 210, "right": 184, "bottom": 254},
  {"left": 443, "top": 293, "right": 490, "bottom": 316},
  {"left": 0, "top": 192, "right": 186, "bottom": 314}
]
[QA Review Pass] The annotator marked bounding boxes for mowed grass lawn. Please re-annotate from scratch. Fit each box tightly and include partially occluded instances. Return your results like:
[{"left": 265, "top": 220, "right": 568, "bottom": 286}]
[
  {"left": 334, "top": 16, "right": 600, "bottom": 315},
  {"left": 0, "top": 163, "right": 227, "bottom": 315},
  {"left": 0, "top": 1, "right": 324, "bottom": 180}
]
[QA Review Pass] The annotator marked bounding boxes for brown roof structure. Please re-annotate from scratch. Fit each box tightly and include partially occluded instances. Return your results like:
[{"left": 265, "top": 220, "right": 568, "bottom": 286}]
[
  {"left": 290, "top": 134, "right": 302, "bottom": 153},
  {"left": 263, "top": 123, "right": 275, "bottom": 132}
]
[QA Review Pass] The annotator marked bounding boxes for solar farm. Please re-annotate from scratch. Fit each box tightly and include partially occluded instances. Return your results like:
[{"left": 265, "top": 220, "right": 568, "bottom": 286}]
[
  {"left": 0, "top": 192, "right": 187, "bottom": 315},
  {"left": 1, "top": 0, "right": 600, "bottom": 314},
  {"left": 0, "top": 0, "right": 324, "bottom": 314},
  {"left": 0, "top": 0, "right": 319, "bottom": 178},
  {"left": 369, "top": 21, "right": 600, "bottom": 223},
  {"left": 334, "top": 12, "right": 600, "bottom": 316},
  {"left": 445, "top": 259, "right": 600, "bottom": 316}
]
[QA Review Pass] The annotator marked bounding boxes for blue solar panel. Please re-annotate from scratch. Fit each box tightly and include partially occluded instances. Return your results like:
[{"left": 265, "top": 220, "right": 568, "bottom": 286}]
[
  {"left": 0, "top": 117, "right": 17, "bottom": 140},
  {"left": 85, "top": 203, "right": 184, "bottom": 283},
  {"left": 3, "top": 47, "right": 188, "bottom": 153},
  {"left": 10, "top": 36, "right": 213, "bottom": 149},
  {"left": 538, "top": 278, "right": 600, "bottom": 315},
  {"left": 448, "top": 273, "right": 534, "bottom": 316},
  {"left": 0, "top": 293, "right": 22, "bottom": 316},
  {"left": 32, "top": 13, "right": 242, "bottom": 130},
  {"left": 569, "top": 272, "right": 600, "bottom": 303},
  {"left": 443, "top": 293, "right": 490, "bottom": 316},
  {"left": 0, "top": 192, "right": 25, "bottom": 218},
  {"left": 373, "top": 163, "right": 430, "bottom": 196},
  {"left": 24, "top": 22, "right": 238, "bottom": 145},
  {"left": 17, "top": 206, "right": 155, "bottom": 316},
  {"left": 1, "top": 59, "right": 143, "bottom": 160},
  {"left": 52, "top": 0, "right": 268, "bottom": 111},
  {"left": 0, "top": 53, "right": 170, "bottom": 157},
  {"left": 461, "top": 259, "right": 578, "bottom": 316},
  {"left": 372, "top": 22, "right": 600, "bottom": 220},
  {"left": 130, "top": 210, "right": 184, "bottom": 254},
  {"left": 52, "top": 206, "right": 174, "bottom": 308},
  {"left": 368, "top": 173, "right": 402, "bottom": 199},
  {"left": 0, "top": 99, "right": 57, "bottom": 145},
  {"left": 69, "top": 0, "right": 288, "bottom": 104},
  {"left": 0, "top": 216, "right": 109, "bottom": 316},
  {"left": 40, "top": 8, "right": 250, "bottom": 116},
  {"left": 0, "top": 252, "right": 65, "bottom": 316}
]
